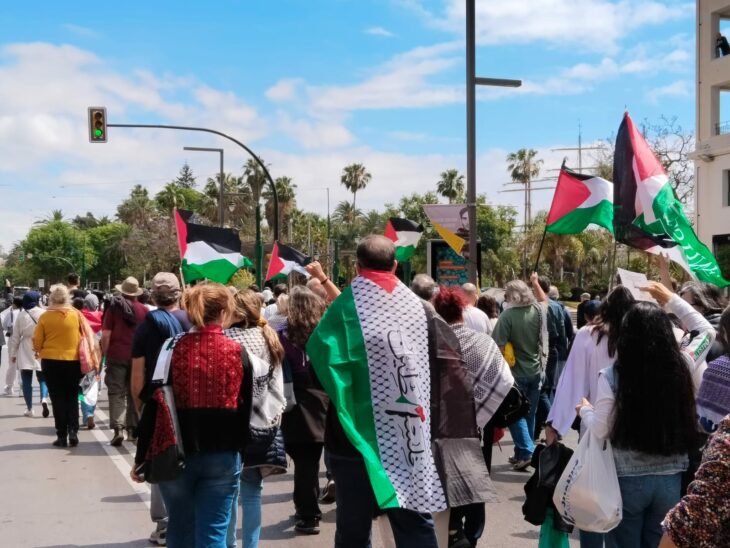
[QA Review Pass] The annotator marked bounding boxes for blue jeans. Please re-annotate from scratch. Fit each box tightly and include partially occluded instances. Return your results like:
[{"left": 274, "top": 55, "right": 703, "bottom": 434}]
[
  {"left": 329, "top": 454, "right": 438, "bottom": 548},
  {"left": 508, "top": 374, "right": 541, "bottom": 460},
  {"left": 20, "top": 369, "right": 48, "bottom": 410},
  {"left": 606, "top": 473, "right": 681, "bottom": 548},
  {"left": 226, "top": 467, "right": 263, "bottom": 548},
  {"left": 80, "top": 400, "right": 95, "bottom": 422},
  {"left": 159, "top": 451, "right": 241, "bottom": 548},
  {"left": 580, "top": 530, "right": 607, "bottom": 547}
]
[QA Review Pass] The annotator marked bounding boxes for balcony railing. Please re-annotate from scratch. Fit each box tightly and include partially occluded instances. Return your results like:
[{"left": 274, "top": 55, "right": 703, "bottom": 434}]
[{"left": 716, "top": 121, "right": 730, "bottom": 135}]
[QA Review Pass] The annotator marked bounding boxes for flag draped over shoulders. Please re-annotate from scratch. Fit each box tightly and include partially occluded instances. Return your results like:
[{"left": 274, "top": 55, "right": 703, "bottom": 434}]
[{"left": 307, "top": 276, "right": 447, "bottom": 513}]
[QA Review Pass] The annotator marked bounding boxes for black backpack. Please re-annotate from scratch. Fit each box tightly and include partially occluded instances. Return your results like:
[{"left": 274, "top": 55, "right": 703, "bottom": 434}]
[{"left": 491, "top": 385, "right": 530, "bottom": 428}]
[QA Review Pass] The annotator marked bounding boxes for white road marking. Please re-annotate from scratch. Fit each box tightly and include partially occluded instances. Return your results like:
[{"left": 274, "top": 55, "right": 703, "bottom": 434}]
[{"left": 90, "top": 406, "right": 151, "bottom": 509}]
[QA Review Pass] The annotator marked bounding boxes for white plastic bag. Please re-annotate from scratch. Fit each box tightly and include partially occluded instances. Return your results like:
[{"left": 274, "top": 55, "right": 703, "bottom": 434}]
[
  {"left": 79, "top": 372, "right": 99, "bottom": 407},
  {"left": 552, "top": 433, "right": 622, "bottom": 532}
]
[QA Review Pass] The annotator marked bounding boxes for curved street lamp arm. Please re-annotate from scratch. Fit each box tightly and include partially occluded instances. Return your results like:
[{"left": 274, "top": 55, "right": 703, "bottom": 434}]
[{"left": 107, "top": 123, "right": 280, "bottom": 240}]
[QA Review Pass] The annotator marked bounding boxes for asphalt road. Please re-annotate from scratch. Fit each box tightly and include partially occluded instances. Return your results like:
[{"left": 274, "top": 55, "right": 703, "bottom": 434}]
[{"left": 0, "top": 361, "right": 579, "bottom": 548}]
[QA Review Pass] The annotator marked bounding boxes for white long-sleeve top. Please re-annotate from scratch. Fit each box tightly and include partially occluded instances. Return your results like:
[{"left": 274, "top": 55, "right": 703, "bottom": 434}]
[
  {"left": 7, "top": 307, "right": 44, "bottom": 371},
  {"left": 547, "top": 324, "right": 615, "bottom": 436},
  {"left": 580, "top": 295, "right": 715, "bottom": 441}
]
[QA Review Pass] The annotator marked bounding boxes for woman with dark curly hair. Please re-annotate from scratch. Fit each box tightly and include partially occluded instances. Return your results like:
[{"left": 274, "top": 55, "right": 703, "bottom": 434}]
[{"left": 577, "top": 281, "right": 715, "bottom": 547}]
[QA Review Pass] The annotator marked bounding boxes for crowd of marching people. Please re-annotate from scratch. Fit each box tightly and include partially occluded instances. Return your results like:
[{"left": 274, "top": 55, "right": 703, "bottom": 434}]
[{"left": 2, "top": 235, "right": 730, "bottom": 548}]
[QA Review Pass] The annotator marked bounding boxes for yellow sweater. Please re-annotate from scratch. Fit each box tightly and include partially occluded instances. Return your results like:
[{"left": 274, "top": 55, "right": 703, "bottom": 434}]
[{"left": 33, "top": 309, "right": 81, "bottom": 361}]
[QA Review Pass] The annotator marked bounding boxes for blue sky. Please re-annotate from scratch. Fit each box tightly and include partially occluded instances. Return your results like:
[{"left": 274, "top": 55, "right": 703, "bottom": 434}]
[{"left": 0, "top": 0, "right": 696, "bottom": 250}]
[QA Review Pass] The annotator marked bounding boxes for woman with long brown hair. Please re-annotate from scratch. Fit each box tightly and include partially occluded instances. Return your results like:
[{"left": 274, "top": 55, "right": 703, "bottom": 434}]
[
  {"left": 225, "top": 289, "right": 286, "bottom": 548},
  {"left": 133, "top": 283, "right": 246, "bottom": 548},
  {"left": 279, "top": 286, "right": 329, "bottom": 535}
]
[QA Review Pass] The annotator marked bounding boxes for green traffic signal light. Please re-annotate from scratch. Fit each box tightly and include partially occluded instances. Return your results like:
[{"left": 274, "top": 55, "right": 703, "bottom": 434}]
[{"left": 88, "top": 106, "right": 107, "bottom": 142}]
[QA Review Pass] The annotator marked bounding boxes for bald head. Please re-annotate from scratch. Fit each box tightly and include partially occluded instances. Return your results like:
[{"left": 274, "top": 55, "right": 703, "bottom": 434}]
[
  {"left": 461, "top": 282, "right": 478, "bottom": 305},
  {"left": 357, "top": 235, "right": 396, "bottom": 272}
]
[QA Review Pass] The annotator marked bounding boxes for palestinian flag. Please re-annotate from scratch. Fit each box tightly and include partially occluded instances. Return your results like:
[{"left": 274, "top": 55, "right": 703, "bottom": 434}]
[
  {"left": 174, "top": 209, "right": 252, "bottom": 284},
  {"left": 265, "top": 241, "right": 311, "bottom": 281},
  {"left": 384, "top": 218, "right": 424, "bottom": 261},
  {"left": 613, "top": 113, "right": 729, "bottom": 286},
  {"left": 307, "top": 274, "right": 447, "bottom": 513},
  {"left": 546, "top": 166, "right": 613, "bottom": 234}
]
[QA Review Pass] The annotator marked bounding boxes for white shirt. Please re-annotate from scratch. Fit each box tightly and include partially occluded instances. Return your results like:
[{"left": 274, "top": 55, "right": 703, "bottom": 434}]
[
  {"left": 463, "top": 305, "right": 492, "bottom": 335},
  {"left": 7, "top": 307, "right": 43, "bottom": 371},
  {"left": 548, "top": 324, "right": 614, "bottom": 436},
  {"left": 579, "top": 295, "right": 715, "bottom": 439}
]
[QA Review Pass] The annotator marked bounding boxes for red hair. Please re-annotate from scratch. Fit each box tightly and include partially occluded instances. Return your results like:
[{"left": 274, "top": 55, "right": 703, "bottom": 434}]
[{"left": 433, "top": 285, "right": 467, "bottom": 324}]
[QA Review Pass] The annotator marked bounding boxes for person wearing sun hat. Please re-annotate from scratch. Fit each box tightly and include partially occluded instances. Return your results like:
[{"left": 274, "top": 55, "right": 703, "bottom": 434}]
[{"left": 101, "top": 276, "right": 148, "bottom": 446}]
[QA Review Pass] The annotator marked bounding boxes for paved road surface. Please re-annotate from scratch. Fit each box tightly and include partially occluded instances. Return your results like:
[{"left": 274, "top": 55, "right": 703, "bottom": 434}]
[{"left": 0, "top": 372, "right": 579, "bottom": 547}]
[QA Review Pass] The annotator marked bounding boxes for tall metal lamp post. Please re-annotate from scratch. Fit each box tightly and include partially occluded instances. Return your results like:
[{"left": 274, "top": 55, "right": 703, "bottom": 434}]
[
  {"left": 183, "top": 146, "right": 225, "bottom": 227},
  {"left": 465, "top": 0, "right": 522, "bottom": 284}
]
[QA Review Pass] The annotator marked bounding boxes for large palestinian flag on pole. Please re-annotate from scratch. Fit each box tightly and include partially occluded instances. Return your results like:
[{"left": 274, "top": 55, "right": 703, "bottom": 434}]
[
  {"left": 307, "top": 274, "right": 447, "bottom": 513},
  {"left": 384, "top": 218, "right": 424, "bottom": 261},
  {"left": 174, "top": 209, "right": 252, "bottom": 284},
  {"left": 546, "top": 166, "right": 613, "bottom": 234},
  {"left": 265, "top": 241, "right": 311, "bottom": 280},
  {"left": 613, "top": 113, "right": 729, "bottom": 286}
]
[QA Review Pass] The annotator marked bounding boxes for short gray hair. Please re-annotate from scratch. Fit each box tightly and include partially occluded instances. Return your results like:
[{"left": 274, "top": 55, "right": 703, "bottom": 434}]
[
  {"left": 411, "top": 274, "right": 436, "bottom": 301},
  {"left": 461, "top": 283, "right": 478, "bottom": 297},
  {"left": 504, "top": 280, "right": 535, "bottom": 307},
  {"left": 48, "top": 284, "right": 70, "bottom": 306},
  {"left": 548, "top": 285, "right": 560, "bottom": 300}
]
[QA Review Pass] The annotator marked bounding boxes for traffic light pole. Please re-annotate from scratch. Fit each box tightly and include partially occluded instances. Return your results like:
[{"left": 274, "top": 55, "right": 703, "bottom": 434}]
[{"left": 106, "top": 123, "right": 279, "bottom": 241}]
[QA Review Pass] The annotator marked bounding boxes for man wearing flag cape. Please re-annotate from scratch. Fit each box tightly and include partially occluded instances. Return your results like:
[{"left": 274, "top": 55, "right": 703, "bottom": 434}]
[{"left": 307, "top": 235, "right": 493, "bottom": 547}]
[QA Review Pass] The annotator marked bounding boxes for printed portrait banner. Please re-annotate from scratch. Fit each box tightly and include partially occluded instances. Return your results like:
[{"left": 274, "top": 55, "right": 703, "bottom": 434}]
[{"left": 422, "top": 204, "right": 470, "bottom": 255}]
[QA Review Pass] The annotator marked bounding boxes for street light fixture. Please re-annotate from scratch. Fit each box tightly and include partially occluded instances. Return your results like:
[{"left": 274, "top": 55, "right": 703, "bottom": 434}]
[{"left": 465, "top": 0, "right": 522, "bottom": 284}]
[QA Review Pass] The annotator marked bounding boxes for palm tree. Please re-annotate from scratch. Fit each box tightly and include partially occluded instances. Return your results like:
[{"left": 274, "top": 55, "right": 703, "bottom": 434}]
[
  {"left": 263, "top": 176, "right": 297, "bottom": 232},
  {"left": 360, "top": 210, "right": 385, "bottom": 236},
  {"left": 117, "top": 186, "right": 157, "bottom": 227},
  {"left": 506, "top": 149, "right": 543, "bottom": 229},
  {"left": 155, "top": 182, "right": 188, "bottom": 215},
  {"left": 333, "top": 200, "right": 363, "bottom": 226},
  {"left": 34, "top": 209, "right": 64, "bottom": 226},
  {"left": 436, "top": 169, "right": 465, "bottom": 203},
  {"left": 201, "top": 173, "right": 250, "bottom": 227},
  {"left": 340, "top": 163, "right": 371, "bottom": 211}
]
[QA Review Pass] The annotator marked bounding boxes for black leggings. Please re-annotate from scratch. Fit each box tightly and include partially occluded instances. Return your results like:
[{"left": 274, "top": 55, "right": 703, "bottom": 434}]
[
  {"left": 41, "top": 359, "right": 81, "bottom": 439},
  {"left": 285, "top": 442, "right": 324, "bottom": 520}
]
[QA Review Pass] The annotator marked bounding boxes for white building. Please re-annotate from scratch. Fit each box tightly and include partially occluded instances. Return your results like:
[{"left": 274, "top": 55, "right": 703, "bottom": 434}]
[{"left": 693, "top": 0, "right": 730, "bottom": 279}]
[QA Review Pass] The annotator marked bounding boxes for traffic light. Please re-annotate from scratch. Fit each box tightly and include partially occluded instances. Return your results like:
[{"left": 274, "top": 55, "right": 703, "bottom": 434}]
[{"left": 88, "top": 107, "right": 107, "bottom": 143}]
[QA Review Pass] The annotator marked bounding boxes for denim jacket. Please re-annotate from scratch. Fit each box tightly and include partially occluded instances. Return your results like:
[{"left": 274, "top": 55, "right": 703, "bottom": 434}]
[{"left": 602, "top": 366, "right": 688, "bottom": 477}]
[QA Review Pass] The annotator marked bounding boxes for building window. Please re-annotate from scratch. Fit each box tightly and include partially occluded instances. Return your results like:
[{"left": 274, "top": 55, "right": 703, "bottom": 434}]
[
  {"left": 717, "top": 89, "right": 730, "bottom": 135},
  {"left": 719, "top": 19, "right": 730, "bottom": 58},
  {"left": 713, "top": 234, "right": 730, "bottom": 281}
]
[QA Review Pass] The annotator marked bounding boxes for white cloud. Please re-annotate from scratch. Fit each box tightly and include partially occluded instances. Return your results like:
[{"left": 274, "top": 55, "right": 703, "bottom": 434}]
[
  {"left": 276, "top": 112, "right": 355, "bottom": 149},
  {"left": 405, "top": 0, "right": 693, "bottom": 53},
  {"left": 307, "top": 42, "right": 463, "bottom": 111},
  {"left": 0, "top": 42, "right": 270, "bottom": 249},
  {"left": 266, "top": 78, "right": 303, "bottom": 102},
  {"left": 365, "top": 26, "right": 395, "bottom": 38},
  {"left": 647, "top": 80, "right": 692, "bottom": 103},
  {"left": 61, "top": 23, "right": 100, "bottom": 38}
]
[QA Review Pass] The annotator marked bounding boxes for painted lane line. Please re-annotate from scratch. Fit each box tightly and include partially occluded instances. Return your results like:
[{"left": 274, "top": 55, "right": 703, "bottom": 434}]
[{"left": 90, "top": 406, "right": 151, "bottom": 509}]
